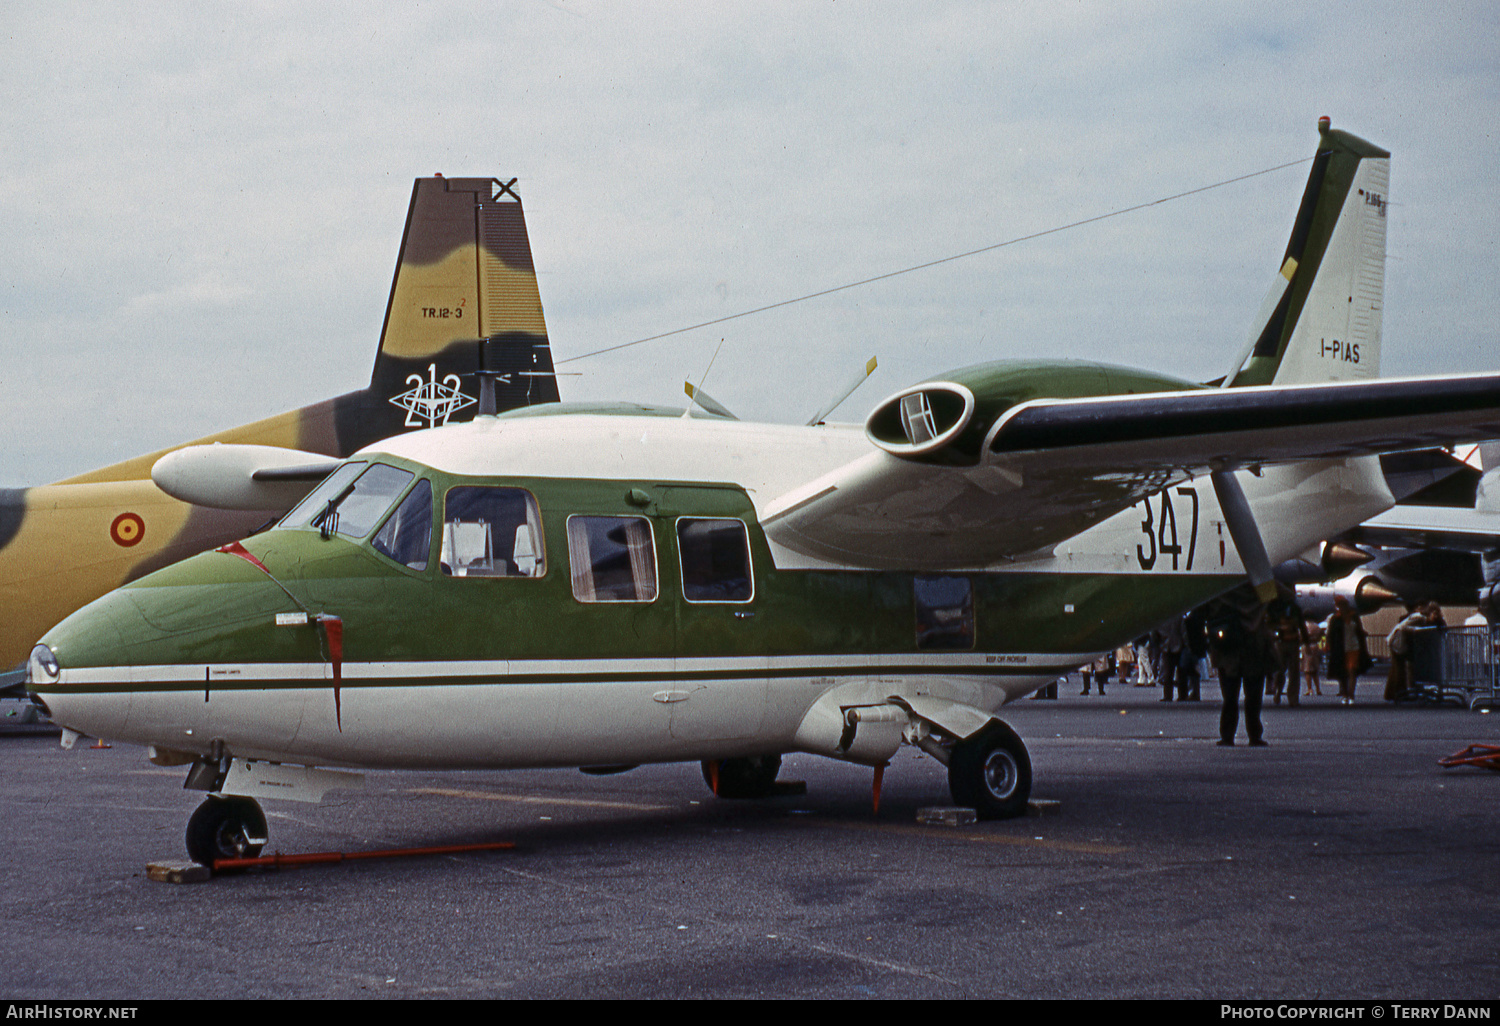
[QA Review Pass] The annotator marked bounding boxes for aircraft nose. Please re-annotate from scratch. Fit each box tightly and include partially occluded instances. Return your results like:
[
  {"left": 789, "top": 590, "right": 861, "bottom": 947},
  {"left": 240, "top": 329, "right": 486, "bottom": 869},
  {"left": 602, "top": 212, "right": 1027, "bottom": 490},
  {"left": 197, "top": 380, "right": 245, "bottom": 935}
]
[
  {"left": 30, "top": 548, "right": 305, "bottom": 727},
  {"left": 29, "top": 584, "right": 150, "bottom": 737}
]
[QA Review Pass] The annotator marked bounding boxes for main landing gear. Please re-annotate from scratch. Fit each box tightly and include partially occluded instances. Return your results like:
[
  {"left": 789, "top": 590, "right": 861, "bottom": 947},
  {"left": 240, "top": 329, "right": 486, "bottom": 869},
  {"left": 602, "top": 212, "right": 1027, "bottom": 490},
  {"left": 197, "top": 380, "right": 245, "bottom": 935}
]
[
  {"left": 701, "top": 716, "right": 1033, "bottom": 821},
  {"left": 186, "top": 794, "right": 268, "bottom": 866},
  {"left": 947, "top": 720, "right": 1032, "bottom": 820},
  {"left": 701, "top": 754, "right": 784, "bottom": 799}
]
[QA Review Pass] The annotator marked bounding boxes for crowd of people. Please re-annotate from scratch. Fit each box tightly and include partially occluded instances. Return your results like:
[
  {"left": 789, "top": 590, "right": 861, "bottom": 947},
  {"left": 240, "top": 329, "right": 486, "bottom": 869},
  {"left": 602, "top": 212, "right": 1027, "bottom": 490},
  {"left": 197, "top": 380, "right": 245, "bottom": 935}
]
[{"left": 1071, "top": 590, "right": 1454, "bottom": 746}]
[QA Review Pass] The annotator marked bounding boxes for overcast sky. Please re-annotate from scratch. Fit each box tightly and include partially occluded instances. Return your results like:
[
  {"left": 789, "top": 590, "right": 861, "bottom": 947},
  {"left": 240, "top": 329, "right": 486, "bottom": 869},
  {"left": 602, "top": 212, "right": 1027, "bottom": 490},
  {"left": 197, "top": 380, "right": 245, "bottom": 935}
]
[{"left": 1, "top": 1, "right": 1495, "bottom": 486}]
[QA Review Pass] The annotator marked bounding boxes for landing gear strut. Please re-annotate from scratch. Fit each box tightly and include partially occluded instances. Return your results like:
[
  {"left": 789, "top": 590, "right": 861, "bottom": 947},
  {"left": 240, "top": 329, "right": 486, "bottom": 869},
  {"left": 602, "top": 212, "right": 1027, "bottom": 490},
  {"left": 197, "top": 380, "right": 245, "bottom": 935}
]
[
  {"left": 701, "top": 754, "right": 783, "bottom": 799},
  {"left": 947, "top": 720, "right": 1031, "bottom": 820},
  {"left": 186, "top": 794, "right": 268, "bottom": 865}
]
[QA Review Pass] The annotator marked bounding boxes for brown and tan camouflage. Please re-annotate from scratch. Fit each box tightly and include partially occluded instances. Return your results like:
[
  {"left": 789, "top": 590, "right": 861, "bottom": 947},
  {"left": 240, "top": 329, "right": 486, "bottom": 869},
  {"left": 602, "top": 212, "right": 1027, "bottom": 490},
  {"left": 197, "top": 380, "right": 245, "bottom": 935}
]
[{"left": 0, "top": 177, "right": 559, "bottom": 674}]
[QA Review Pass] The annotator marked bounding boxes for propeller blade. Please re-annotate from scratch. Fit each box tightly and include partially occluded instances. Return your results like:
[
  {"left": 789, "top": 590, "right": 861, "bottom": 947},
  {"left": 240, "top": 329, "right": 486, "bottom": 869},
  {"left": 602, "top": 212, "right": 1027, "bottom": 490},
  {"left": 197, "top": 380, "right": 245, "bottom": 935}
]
[
  {"left": 806, "top": 356, "right": 878, "bottom": 426},
  {"left": 683, "top": 381, "right": 739, "bottom": 420}
]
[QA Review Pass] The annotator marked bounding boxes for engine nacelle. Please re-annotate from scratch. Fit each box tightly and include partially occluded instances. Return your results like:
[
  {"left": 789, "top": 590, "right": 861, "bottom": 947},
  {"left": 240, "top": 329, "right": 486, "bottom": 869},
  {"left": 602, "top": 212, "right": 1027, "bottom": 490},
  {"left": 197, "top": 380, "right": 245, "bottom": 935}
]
[
  {"left": 152, "top": 444, "right": 339, "bottom": 511},
  {"left": 1296, "top": 573, "right": 1401, "bottom": 620},
  {"left": 863, "top": 359, "right": 1200, "bottom": 466}
]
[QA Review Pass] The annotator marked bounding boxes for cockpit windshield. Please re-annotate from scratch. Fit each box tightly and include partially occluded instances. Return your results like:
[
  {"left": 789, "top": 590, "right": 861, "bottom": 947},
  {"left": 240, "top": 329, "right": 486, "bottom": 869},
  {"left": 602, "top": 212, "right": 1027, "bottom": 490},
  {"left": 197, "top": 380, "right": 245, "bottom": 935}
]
[{"left": 280, "top": 461, "right": 416, "bottom": 541}]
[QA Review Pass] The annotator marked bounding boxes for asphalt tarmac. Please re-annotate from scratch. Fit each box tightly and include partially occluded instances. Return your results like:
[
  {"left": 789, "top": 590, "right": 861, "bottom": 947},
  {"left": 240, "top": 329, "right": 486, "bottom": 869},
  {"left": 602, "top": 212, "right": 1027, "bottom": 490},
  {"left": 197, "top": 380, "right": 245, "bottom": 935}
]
[{"left": 2, "top": 675, "right": 1497, "bottom": 1001}]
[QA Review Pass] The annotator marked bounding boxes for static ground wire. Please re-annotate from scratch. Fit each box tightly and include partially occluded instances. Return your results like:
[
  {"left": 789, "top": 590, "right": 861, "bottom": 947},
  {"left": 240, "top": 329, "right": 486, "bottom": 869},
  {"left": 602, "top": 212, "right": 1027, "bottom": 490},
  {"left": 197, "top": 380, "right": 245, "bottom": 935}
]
[{"left": 557, "top": 155, "right": 1315, "bottom": 366}]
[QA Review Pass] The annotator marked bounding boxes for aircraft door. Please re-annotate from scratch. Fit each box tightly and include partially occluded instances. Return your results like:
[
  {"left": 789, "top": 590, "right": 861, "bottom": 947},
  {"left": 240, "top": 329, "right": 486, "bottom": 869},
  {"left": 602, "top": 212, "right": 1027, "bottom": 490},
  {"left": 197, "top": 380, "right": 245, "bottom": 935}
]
[
  {"left": 550, "top": 507, "right": 679, "bottom": 761},
  {"left": 658, "top": 487, "right": 769, "bottom": 743}
]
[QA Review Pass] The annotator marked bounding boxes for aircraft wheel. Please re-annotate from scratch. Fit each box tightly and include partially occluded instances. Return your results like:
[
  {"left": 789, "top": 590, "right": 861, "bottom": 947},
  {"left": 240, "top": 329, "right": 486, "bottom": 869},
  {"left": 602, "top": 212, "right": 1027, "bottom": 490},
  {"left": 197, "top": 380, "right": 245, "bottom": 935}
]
[
  {"left": 186, "top": 795, "right": 267, "bottom": 866},
  {"left": 701, "top": 754, "right": 783, "bottom": 799},
  {"left": 948, "top": 720, "right": 1031, "bottom": 820}
]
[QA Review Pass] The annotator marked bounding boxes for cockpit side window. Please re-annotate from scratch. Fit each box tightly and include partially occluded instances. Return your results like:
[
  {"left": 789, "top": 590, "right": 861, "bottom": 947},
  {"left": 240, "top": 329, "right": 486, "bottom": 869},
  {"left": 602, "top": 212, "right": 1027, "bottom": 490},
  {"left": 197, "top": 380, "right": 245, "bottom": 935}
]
[
  {"left": 372, "top": 478, "right": 433, "bottom": 571},
  {"left": 322, "top": 464, "right": 415, "bottom": 540},
  {"left": 281, "top": 461, "right": 366, "bottom": 529},
  {"left": 441, "top": 486, "right": 545, "bottom": 578},
  {"left": 280, "top": 461, "right": 415, "bottom": 542},
  {"left": 567, "top": 515, "right": 657, "bottom": 602}
]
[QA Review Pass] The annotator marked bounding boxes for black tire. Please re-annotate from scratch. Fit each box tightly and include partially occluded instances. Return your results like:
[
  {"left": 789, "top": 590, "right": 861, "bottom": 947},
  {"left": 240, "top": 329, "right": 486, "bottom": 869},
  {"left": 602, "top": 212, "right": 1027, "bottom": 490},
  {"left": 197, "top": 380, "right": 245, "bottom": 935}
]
[
  {"left": 701, "top": 754, "right": 783, "bottom": 799},
  {"left": 948, "top": 720, "right": 1032, "bottom": 820},
  {"left": 186, "top": 795, "right": 267, "bottom": 865}
]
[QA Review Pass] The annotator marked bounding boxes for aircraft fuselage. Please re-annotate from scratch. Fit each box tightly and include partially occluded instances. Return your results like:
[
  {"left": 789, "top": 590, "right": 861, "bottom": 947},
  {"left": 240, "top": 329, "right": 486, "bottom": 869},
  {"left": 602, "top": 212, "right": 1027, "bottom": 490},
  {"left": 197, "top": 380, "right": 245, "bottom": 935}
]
[{"left": 28, "top": 403, "right": 1392, "bottom": 773}]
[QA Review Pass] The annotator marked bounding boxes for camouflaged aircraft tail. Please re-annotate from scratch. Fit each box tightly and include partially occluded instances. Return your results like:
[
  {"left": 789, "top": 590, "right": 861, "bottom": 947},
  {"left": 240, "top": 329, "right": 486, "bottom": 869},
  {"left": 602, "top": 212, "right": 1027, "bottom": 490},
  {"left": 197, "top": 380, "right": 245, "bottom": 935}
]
[
  {"left": 360, "top": 175, "right": 559, "bottom": 437},
  {"left": 55, "top": 176, "right": 558, "bottom": 487},
  {"left": 1226, "top": 119, "right": 1390, "bottom": 389}
]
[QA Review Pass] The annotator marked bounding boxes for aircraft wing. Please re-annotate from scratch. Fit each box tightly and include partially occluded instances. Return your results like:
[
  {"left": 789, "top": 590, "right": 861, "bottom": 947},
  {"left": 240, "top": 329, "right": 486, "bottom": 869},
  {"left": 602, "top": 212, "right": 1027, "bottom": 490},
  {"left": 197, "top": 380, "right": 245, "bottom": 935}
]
[
  {"left": 762, "top": 372, "right": 1500, "bottom": 569},
  {"left": 1340, "top": 506, "right": 1500, "bottom": 553}
]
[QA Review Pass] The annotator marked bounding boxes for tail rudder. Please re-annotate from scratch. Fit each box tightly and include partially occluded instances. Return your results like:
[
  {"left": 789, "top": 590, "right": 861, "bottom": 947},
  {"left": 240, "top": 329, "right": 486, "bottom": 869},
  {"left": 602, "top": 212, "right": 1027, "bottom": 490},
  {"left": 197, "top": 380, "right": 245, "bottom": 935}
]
[{"left": 1229, "top": 119, "right": 1390, "bottom": 388}]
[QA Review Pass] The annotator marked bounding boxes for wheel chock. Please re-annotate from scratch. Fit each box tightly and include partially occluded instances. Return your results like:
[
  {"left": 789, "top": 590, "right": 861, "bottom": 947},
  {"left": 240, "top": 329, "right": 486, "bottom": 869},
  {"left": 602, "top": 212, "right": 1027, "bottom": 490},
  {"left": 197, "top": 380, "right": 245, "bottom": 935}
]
[
  {"left": 146, "top": 861, "right": 212, "bottom": 885},
  {"left": 917, "top": 806, "right": 977, "bottom": 827}
]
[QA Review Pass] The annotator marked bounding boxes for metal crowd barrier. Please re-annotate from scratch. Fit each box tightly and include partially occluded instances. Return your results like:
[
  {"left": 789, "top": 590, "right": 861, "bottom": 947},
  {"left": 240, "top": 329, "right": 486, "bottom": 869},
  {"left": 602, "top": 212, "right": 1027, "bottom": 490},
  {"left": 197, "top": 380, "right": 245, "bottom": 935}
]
[{"left": 1408, "top": 625, "right": 1500, "bottom": 711}]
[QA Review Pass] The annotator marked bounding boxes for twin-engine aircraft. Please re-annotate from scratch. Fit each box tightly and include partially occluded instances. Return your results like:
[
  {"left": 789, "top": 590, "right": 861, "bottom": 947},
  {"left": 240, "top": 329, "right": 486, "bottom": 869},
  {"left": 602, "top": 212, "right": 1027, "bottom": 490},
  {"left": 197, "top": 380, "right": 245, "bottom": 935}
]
[
  {"left": 0, "top": 176, "right": 558, "bottom": 687},
  {"left": 27, "top": 121, "right": 1500, "bottom": 866}
]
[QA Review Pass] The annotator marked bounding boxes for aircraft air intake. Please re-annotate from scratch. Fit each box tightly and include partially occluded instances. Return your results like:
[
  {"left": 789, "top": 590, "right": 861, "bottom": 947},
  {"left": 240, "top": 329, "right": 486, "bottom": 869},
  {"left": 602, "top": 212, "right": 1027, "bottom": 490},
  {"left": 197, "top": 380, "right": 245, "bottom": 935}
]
[{"left": 865, "top": 383, "right": 975, "bottom": 458}]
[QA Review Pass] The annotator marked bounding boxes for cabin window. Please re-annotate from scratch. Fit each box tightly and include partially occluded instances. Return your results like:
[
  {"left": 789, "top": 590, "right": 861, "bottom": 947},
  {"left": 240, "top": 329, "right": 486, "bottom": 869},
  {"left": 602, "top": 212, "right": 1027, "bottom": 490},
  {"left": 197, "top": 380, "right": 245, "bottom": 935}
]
[
  {"left": 441, "top": 486, "right": 545, "bottom": 578},
  {"left": 677, "top": 518, "right": 753, "bottom": 603},
  {"left": 371, "top": 478, "right": 433, "bottom": 571},
  {"left": 283, "top": 461, "right": 416, "bottom": 541},
  {"left": 567, "top": 515, "right": 657, "bottom": 602},
  {"left": 914, "top": 575, "right": 974, "bottom": 650}
]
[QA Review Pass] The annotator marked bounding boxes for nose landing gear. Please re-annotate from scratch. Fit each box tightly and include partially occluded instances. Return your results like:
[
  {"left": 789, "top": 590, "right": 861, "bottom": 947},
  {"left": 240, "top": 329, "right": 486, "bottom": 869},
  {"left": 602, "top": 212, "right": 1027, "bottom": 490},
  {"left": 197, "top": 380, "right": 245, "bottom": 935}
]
[{"left": 186, "top": 794, "right": 268, "bottom": 866}]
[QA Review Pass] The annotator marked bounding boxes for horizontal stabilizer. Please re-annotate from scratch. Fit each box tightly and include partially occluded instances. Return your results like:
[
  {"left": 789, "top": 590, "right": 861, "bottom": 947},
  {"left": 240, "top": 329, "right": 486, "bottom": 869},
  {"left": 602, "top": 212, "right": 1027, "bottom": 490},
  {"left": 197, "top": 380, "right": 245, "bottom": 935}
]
[{"left": 152, "top": 445, "right": 340, "bottom": 511}]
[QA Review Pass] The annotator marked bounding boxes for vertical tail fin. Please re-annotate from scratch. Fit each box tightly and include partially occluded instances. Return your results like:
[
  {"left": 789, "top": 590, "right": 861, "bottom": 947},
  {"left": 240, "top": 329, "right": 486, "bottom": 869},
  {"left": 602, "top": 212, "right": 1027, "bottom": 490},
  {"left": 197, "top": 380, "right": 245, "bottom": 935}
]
[
  {"left": 1228, "top": 119, "right": 1390, "bottom": 388},
  {"left": 345, "top": 176, "right": 560, "bottom": 444}
]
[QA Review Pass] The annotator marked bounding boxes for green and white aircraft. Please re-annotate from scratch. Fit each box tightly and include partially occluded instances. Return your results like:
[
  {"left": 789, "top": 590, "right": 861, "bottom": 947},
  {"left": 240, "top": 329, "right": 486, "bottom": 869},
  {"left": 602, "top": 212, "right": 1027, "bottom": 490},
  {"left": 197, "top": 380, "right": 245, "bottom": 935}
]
[{"left": 26, "top": 120, "right": 1500, "bottom": 865}]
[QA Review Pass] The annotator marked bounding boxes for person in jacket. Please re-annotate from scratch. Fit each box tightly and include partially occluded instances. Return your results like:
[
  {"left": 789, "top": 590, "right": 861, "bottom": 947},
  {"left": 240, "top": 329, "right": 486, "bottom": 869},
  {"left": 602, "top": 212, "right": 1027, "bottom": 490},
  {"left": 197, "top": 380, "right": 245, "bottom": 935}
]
[
  {"left": 1204, "top": 587, "right": 1277, "bottom": 746},
  {"left": 1325, "top": 597, "right": 1371, "bottom": 706}
]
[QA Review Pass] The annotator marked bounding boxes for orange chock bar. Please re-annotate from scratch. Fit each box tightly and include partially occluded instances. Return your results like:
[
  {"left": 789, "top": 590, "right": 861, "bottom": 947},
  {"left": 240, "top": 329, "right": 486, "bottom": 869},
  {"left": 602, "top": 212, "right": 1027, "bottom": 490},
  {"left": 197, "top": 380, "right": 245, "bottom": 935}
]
[
  {"left": 213, "top": 840, "right": 515, "bottom": 872},
  {"left": 1438, "top": 743, "right": 1500, "bottom": 771}
]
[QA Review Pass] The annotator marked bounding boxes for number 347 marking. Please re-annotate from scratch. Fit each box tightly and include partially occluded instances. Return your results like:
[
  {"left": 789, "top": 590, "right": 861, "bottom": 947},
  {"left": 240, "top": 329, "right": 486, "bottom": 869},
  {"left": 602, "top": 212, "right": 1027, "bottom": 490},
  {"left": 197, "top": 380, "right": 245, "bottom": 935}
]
[{"left": 1136, "top": 486, "right": 1198, "bottom": 571}]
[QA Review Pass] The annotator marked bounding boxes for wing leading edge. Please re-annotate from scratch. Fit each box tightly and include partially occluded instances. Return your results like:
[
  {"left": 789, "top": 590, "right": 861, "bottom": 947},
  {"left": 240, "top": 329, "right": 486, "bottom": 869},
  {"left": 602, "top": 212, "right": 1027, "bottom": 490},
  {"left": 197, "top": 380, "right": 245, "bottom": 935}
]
[{"left": 762, "top": 372, "right": 1500, "bottom": 570}]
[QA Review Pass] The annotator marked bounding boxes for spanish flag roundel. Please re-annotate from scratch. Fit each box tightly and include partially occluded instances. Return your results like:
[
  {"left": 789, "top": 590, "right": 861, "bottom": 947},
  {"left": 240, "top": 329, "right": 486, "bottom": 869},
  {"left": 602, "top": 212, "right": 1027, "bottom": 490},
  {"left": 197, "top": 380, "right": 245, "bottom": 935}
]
[{"left": 110, "top": 512, "right": 145, "bottom": 548}]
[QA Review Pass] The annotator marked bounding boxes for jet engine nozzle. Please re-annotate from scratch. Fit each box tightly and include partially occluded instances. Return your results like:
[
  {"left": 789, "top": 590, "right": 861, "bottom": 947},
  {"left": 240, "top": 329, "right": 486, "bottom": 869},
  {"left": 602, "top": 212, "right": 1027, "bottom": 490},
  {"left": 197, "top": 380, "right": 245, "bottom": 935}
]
[
  {"left": 1322, "top": 542, "right": 1375, "bottom": 578},
  {"left": 1351, "top": 576, "right": 1402, "bottom": 611}
]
